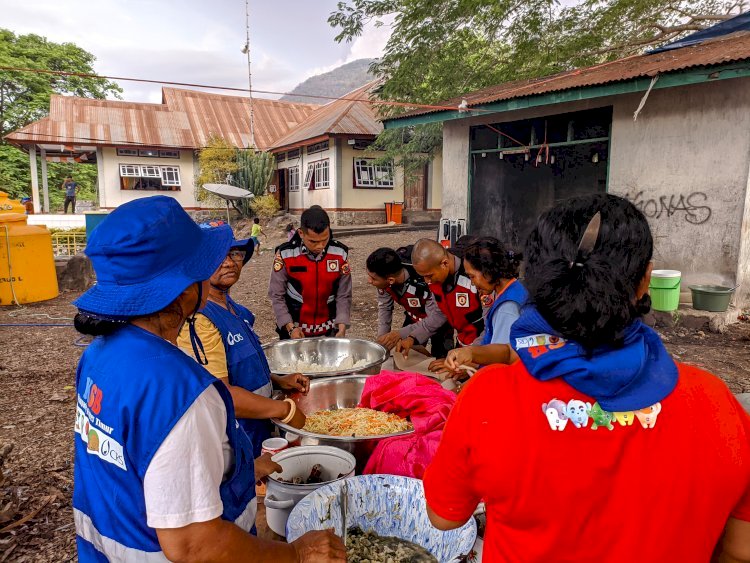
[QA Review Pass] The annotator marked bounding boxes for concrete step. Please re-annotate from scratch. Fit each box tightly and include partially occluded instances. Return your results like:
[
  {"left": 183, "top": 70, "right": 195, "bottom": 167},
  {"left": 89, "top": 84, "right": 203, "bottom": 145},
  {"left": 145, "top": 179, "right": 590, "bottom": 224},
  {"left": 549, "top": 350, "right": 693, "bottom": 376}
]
[
  {"left": 646, "top": 304, "right": 740, "bottom": 334},
  {"left": 335, "top": 222, "right": 438, "bottom": 238}
]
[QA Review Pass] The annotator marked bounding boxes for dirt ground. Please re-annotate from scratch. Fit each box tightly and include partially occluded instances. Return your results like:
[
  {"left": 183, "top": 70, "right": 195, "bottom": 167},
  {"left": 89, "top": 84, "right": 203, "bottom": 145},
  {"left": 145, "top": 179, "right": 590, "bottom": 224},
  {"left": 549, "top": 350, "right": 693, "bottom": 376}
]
[{"left": 1, "top": 227, "right": 749, "bottom": 561}]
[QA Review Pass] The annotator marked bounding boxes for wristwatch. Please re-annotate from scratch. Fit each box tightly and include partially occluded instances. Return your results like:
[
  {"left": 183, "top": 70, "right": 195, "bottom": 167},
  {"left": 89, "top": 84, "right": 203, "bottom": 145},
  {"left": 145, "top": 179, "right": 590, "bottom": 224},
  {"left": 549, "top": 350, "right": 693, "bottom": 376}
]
[{"left": 285, "top": 323, "right": 296, "bottom": 336}]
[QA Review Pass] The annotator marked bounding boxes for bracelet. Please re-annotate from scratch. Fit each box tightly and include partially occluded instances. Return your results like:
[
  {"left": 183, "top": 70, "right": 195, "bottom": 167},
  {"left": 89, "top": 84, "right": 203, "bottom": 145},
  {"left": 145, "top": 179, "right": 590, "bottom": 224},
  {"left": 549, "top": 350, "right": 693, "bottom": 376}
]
[{"left": 280, "top": 398, "right": 297, "bottom": 424}]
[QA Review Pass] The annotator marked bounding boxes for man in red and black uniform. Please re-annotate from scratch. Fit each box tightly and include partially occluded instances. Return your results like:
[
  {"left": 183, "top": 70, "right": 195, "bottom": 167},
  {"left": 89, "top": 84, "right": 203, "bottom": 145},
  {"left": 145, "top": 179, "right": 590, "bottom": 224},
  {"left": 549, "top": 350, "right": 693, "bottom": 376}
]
[
  {"left": 366, "top": 247, "right": 453, "bottom": 358},
  {"left": 269, "top": 206, "right": 352, "bottom": 339},
  {"left": 399, "top": 238, "right": 484, "bottom": 355}
]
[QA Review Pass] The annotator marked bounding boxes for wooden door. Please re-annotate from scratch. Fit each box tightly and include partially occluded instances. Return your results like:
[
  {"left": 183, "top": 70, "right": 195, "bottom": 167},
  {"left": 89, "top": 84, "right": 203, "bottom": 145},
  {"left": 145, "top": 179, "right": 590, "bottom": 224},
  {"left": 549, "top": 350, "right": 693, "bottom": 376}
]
[{"left": 404, "top": 164, "right": 427, "bottom": 210}]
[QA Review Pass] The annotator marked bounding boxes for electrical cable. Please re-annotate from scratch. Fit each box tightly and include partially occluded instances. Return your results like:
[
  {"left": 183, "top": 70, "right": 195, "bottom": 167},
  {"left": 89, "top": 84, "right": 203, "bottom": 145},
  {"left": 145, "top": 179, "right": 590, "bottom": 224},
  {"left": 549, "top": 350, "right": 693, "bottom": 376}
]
[{"left": 0, "top": 65, "right": 495, "bottom": 115}]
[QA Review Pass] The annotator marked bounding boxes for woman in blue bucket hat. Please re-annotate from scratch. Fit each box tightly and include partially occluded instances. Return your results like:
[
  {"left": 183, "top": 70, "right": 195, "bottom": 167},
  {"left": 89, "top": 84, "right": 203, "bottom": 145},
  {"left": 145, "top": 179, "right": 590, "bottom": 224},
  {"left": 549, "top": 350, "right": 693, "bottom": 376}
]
[
  {"left": 177, "top": 221, "right": 309, "bottom": 459},
  {"left": 72, "top": 196, "right": 345, "bottom": 562}
]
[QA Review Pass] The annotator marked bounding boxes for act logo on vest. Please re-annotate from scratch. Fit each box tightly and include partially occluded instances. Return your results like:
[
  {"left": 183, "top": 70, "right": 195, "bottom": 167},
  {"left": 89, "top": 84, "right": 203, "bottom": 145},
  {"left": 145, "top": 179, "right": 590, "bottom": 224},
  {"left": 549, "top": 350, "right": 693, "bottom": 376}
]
[
  {"left": 75, "top": 377, "right": 127, "bottom": 471},
  {"left": 227, "top": 331, "right": 245, "bottom": 346}
]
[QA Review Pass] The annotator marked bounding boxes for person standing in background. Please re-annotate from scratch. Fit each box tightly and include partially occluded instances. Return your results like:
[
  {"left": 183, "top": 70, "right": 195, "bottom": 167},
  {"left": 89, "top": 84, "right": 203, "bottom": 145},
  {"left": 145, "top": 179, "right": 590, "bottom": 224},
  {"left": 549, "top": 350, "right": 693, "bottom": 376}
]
[
  {"left": 61, "top": 177, "right": 79, "bottom": 214},
  {"left": 269, "top": 206, "right": 352, "bottom": 339}
]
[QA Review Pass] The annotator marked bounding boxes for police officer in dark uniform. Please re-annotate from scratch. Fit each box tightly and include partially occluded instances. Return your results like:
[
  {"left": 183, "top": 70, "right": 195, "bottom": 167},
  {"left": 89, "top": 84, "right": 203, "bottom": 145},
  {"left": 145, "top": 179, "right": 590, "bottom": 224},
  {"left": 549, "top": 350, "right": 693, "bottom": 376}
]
[
  {"left": 269, "top": 206, "right": 352, "bottom": 339},
  {"left": 366, "top": 247, "right": 454, "bottom": 358}
]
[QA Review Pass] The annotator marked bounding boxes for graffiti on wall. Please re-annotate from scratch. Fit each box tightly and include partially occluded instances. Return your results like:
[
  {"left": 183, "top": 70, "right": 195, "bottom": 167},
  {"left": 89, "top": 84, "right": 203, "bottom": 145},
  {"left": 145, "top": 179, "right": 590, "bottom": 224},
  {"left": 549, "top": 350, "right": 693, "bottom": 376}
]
[{"left": 624, "top": 190, "right": 712, "bottom": 225}]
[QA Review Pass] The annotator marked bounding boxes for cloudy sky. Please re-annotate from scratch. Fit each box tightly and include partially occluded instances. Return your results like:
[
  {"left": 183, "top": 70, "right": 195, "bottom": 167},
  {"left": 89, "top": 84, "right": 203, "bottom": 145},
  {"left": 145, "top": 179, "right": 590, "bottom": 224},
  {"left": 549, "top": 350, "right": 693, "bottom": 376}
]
[{"left": 0, "top": 0, "right": 391, "bottom": 102}]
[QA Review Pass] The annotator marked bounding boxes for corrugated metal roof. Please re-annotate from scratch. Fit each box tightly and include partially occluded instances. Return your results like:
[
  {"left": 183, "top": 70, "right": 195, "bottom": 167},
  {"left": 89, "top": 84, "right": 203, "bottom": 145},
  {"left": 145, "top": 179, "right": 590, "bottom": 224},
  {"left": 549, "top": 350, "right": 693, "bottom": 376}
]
[
  {"left": 5, "top": 87, "right": 319, "bottom": 151},
  {"left": 390, "top": 31, "right": 750, "bottom": 121},
  {"left": 269, "top": 81, "right": 382, "bottom": 150}
]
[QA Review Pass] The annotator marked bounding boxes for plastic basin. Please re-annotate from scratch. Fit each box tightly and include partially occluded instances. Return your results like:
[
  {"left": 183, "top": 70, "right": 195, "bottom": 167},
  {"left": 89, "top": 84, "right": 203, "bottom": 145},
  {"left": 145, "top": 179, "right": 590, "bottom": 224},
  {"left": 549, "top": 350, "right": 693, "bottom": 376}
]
[{"left": 689, "top": 285, "right": 734, "bottom": 312}]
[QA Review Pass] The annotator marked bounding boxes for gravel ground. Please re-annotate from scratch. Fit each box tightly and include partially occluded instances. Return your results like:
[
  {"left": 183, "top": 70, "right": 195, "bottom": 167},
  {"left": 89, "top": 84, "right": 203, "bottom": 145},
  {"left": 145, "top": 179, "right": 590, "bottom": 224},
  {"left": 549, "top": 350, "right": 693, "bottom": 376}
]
[{"left": 1, "top": 226, "right": 749, "bottom": 561}]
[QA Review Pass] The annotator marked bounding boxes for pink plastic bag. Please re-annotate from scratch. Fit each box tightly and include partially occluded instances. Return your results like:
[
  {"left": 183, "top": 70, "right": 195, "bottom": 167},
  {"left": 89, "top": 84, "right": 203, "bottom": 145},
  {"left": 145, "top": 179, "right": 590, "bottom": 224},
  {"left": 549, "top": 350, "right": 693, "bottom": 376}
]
[{"left": 358, "top": 371, "right": 456, "bottom": 479}]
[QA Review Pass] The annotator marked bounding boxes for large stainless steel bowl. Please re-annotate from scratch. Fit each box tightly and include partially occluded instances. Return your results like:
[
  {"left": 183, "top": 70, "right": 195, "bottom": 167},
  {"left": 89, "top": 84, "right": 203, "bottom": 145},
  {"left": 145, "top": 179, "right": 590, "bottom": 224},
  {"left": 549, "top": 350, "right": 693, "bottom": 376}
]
[
  {"left": 271, "top": 375, "right": 413, "bottom": 470},
  {"left": 263, "top": 337, "right": 387, "bottom": 378}
]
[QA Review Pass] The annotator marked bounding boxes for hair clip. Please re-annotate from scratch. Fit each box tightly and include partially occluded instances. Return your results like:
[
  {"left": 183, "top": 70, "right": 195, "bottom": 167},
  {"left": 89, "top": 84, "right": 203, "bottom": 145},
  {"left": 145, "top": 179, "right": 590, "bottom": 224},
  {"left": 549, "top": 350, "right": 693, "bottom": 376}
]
[{"left": 570, "top": 212, "right": 601, "bottom": 269}]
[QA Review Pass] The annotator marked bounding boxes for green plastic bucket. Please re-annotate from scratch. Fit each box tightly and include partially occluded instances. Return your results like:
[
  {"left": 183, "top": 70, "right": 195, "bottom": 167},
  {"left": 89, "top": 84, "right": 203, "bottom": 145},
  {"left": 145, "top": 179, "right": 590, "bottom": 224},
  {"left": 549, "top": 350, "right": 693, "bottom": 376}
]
[
  {"left": 649, "top": 270, "right": 681, "bottom": 312},
  {"left": 689, "top": 285, "right": 734, "bottom": 312}
]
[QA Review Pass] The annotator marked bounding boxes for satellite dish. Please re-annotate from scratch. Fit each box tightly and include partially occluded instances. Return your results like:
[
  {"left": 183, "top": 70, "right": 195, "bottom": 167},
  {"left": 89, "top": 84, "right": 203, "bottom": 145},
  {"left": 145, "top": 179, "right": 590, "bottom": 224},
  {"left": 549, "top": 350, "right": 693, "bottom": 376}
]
[{"left": 202, "top": 183, "right": 254, "bottom": 201}]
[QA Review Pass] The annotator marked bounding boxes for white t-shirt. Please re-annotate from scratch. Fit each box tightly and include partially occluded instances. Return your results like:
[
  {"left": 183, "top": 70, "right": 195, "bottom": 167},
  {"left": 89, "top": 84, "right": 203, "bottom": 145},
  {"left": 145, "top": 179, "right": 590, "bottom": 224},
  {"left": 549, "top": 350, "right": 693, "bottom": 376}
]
[{"left": 143, "top": 386, "right": 237, "bottom": 529}]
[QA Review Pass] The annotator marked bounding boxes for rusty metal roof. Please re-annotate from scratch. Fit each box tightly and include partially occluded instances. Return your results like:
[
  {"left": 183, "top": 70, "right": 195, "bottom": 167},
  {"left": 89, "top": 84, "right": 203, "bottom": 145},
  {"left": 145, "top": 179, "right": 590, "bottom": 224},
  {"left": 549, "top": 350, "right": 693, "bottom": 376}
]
[
  {"left": 390, "top": 31, "right": 750, "bottom": 121},
  {"left": 269, "top": 81, "right": 382, "bottom": 150},
  {"left": 5, "top": 87, "right": 319, "bottom": 151}
]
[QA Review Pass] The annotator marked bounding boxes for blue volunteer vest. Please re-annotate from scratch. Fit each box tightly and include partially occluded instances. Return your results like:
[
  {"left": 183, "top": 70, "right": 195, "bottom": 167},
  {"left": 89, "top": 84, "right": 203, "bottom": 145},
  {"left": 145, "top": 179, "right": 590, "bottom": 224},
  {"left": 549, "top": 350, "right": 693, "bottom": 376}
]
[
  {"left": 202, "top": 296, "right": 273, "bottom": 458},
  {"left": 482, "top": 279, "right": 529, "bottom": 345},
  {"left": 73, "top": 325, "right": 257, "bottom": 562}
]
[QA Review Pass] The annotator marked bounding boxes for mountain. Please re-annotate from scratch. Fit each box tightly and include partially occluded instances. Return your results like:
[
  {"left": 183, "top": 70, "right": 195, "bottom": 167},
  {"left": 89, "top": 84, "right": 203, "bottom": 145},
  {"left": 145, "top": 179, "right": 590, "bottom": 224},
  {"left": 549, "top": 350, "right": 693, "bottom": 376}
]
[{"left": 281, "top": 59, "right": 375, "bottom": 104}]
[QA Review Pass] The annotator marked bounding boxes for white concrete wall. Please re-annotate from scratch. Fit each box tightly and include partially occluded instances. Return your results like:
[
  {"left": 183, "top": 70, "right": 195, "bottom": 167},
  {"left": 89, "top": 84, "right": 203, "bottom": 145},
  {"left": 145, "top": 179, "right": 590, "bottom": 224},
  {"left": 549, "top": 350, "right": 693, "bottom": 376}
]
[
  {"left": 428, "top": 149, "right": 443, "bottom": 210},
  {"left": 608, "top": 78, "right": 750, "bottom": 301},
  {"left": 440, "top": 77, "right": 750, "bottom": 305},
  {"left": 100, "top": 148, "right": 199, "bottom": 208}
]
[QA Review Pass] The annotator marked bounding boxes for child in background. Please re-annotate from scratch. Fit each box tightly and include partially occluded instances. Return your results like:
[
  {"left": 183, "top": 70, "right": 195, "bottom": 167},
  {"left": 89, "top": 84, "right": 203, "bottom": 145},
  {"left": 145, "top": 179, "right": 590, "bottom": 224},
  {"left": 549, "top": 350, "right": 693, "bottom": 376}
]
[{"left": 250, "top": 217, "right": 267, "bottom": 255}]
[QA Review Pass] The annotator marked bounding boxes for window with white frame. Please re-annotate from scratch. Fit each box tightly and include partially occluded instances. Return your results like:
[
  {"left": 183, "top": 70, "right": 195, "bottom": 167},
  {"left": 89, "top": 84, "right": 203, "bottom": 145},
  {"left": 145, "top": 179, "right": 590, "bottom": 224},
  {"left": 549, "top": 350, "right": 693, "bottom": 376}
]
[
  {"left": 306, "top": 140, "right": 329, "bottom": 155},
  {"left": 119, "top": 164, "right": 140, "bottom": 177},
  {"left": 161, "top": 166, "right": 181, "bottom": 186},
  {"left": 354, "top": 158, "right": 394, "bottom": 188},
  {"left": 288, "top": 166, "right": 300, "bottom": 191},
  {"left": 140, "top": 165, "right": 161, "bottom": 178},
  {"left": 119, "top": 163, "right": 182, "bottom": 191},
  {"left": 304, "top": 159, "right": 330, "bottom": 190}
]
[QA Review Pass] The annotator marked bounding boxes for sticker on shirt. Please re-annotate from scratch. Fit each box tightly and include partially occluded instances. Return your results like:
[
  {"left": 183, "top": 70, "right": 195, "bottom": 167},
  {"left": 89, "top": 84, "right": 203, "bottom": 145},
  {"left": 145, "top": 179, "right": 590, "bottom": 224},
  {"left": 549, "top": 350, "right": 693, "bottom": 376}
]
[
  {"left": 273, "top": 254, "right": 284, "bottom": 272},
  {"left": 75, "top": 402, "right": 127, "bottom": 471},
  {"left": 455, "top": 292, "right": 470, "bottom": 308},
  {"left": 589, "top": 403, "right": 614, "bottom": 431},
  {"left": 407, "top": 297, "right": 421, "bottom": 308},
  {"left": 635, "top": 402, "right": 661, "bottom": 429},
  {"left": 480, "top": 293, "right": 494, "bottom": 308},
  {"left": 566, "top": 400, "right": 592, "bottom": 428},
  {"left": 327, "top": 260, "right": 340, "bottom": 273},
  {"left": 341, "top": 261, "right": 351, "bottom": 276},
  {"left": 542, "top": 399, "right": 569, "bottom": 431},
  {"left": 613, "top": 411, "right": 635, "bottom": 426},
  {"left": 515, "top": 333, "right": 565, "bottom": 349}
]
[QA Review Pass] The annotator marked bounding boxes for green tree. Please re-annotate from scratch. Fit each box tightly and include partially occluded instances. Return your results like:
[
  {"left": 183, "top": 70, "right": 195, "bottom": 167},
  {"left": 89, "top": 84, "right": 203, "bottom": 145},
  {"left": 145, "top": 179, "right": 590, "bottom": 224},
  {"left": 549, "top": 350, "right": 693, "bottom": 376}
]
[
  {"left": 0, "top": 29, "right": 121, "bottom": 207},
  {"left": 195, "top": 135, "right": 240, "bottom": 205},
  {"left": 330, "top": 0, "right": 745, "bottom": 163}
]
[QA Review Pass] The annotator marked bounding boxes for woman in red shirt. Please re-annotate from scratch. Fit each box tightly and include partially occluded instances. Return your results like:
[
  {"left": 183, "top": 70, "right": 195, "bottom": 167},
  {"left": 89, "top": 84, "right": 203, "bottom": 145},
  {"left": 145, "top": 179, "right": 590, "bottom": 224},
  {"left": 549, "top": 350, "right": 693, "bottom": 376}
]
[{"left": 424, "top": 193, "right": 750, "bottom": 562}]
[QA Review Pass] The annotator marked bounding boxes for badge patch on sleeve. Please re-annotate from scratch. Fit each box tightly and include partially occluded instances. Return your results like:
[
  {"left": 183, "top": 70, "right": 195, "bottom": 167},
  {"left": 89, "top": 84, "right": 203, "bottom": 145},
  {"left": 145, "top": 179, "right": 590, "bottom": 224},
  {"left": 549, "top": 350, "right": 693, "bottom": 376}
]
[
  {"left": 273, "top": 254, "right": 284, "bottom": 272},
  {"left": 327, "top": 260, "right": 340, "bottom": 272},
  {"left": 341, "top": 261, "right": 351, "bottom": 275},
  {"left": 407, "top": 297, "right": 421, "bottom": 308},
  {"left": 481, "top": 294, "right": 494, "bottom": 307},
  {"left": 455, "top": 292, "right": 470, "bottom": 308}
]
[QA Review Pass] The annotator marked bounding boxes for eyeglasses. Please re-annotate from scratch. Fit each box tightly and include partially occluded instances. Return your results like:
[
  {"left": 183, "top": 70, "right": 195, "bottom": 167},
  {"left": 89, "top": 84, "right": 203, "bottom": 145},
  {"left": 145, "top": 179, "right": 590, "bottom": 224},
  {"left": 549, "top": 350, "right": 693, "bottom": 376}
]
[{"left": 227, "top": 250, "right": 246, "bottom": 262}]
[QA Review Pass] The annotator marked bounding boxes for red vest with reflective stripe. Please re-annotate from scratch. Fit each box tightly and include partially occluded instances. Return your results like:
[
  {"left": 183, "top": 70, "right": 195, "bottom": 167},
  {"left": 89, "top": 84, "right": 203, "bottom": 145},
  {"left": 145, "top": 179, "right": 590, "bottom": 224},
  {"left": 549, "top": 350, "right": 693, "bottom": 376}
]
[
  {"left": 385, "top": 276, "right": 430, "bottom": 323},
  {"left": 429, "top": 268, "right": 484, "bottom": 345},
  {"left": 278, "top": 239, "right": 349, "bottom": 336}
]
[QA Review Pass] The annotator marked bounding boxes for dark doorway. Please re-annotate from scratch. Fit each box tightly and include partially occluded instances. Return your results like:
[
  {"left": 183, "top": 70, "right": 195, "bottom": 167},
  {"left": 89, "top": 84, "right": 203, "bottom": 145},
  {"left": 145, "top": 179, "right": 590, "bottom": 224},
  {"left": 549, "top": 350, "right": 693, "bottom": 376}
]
[
  {"left": 277, "top": 169, "right": 287, "bottom": 211},
  {"left": 469, "top": 107, "right": 611, "bottom": 248}
]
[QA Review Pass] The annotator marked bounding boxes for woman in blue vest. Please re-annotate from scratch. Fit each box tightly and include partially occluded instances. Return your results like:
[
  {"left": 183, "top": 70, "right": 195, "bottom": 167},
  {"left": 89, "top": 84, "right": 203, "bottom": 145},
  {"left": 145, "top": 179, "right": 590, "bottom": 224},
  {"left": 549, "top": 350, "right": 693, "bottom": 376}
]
[
  {"left": 440, "top": 236, "right": 528, "bottom": 376},
  {"left": 177, "top": 222, "right": 309, "bottom": 458},
  {"left": 72, "top": 196, "right": 344, "bottom": 562}
]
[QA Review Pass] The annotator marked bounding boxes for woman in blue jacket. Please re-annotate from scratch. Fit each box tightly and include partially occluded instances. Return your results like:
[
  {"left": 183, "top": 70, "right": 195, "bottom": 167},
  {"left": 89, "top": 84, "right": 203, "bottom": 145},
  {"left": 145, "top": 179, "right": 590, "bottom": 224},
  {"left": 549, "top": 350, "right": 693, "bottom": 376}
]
[
  {"left": 178, "top": 222, "right": 309, "bottom": 457},
  {"left": 72, "top": 197, "right": 344, "bottom": 562}
]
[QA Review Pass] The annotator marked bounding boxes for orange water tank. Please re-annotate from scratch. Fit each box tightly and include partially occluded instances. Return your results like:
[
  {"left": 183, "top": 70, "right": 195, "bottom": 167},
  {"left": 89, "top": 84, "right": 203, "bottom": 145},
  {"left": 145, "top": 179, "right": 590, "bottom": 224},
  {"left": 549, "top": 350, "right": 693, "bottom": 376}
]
[
  {"left": 0, "top": 213, "right": 59, "bottom": 305},
  {"left": 0, "top": 191, "right": 26, "bottom": 215}
]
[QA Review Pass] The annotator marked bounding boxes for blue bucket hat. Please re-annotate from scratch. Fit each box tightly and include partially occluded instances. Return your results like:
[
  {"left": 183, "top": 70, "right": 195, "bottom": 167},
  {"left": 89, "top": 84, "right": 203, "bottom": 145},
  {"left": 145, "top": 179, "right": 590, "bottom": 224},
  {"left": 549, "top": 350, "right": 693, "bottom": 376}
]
[
  {"left": 74, "top": 196, "right": 233, "bottom": 318},
  {"left": 199, "top": 220, "right": 254, "bottom": 265}
]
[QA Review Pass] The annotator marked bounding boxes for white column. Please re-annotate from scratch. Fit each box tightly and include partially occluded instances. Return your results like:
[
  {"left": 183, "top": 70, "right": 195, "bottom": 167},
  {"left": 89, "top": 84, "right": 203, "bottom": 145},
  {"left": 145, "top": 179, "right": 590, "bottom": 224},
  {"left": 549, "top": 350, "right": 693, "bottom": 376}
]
[
  {"left": 40, "top": 148, "right": 50, "bottom": 213},
  {"left": 96, "top": 147, "right": 106, "bottom": 208},
  {"left": 29, "top": 146, "right": 41, "bottom": 214}
]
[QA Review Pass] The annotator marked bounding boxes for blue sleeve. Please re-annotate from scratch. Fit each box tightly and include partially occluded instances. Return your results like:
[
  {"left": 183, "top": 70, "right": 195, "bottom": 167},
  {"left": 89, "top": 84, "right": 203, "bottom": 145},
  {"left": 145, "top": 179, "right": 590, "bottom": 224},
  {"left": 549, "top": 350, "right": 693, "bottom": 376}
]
[{"left": 489, "top": 302, "right": 521, "bottom": 345}]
